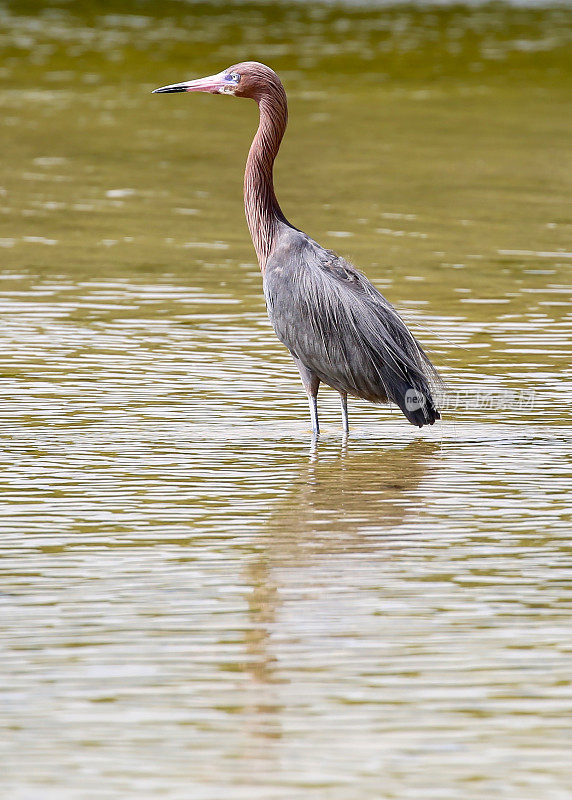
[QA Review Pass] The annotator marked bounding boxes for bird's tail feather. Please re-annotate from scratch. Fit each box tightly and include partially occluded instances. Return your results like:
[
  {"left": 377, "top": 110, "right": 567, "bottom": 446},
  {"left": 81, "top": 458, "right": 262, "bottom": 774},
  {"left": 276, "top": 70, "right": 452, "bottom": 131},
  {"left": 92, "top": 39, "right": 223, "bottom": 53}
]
[
  {"left": 364, "top": 322, "right": 443, "bottom": 428},
  {"left": 390, "top": 376, "right": 441, "bottom": 427}
]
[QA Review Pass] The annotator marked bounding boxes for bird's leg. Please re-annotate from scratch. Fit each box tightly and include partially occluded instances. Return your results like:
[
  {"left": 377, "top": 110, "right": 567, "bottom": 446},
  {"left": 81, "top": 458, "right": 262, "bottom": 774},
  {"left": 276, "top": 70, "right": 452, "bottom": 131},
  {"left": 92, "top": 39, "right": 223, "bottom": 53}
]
[
  {"left": 339, "top": 391, "right": 349, "bottom": 435},
  {"left": 308, "top": 395, "right": 319, "bottom": 437},
  {"left": 293, "top": 358, "right": 320, "bottom": 437}
]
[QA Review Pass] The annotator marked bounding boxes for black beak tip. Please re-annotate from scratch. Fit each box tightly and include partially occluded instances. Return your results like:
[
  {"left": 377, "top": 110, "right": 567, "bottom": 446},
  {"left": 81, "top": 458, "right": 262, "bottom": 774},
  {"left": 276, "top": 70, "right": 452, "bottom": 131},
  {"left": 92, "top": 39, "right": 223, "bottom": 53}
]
[{"left": 152, "top": 85, "right": 187, "bottom": 94}]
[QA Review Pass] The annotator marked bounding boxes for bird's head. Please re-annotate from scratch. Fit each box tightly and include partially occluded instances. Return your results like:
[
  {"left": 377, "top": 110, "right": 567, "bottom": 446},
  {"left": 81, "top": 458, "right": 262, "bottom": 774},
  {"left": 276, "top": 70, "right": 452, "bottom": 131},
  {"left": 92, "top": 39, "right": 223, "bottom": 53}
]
[{"left": 152, "top": 61, "right": 282, "bottom": 103}]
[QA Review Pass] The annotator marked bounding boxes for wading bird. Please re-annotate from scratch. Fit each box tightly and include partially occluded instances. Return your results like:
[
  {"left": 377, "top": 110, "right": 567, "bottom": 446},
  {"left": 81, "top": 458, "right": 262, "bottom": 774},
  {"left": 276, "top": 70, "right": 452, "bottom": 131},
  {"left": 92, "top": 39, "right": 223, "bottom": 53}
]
[{"left": 154, "top": 62, "right": 440, "bottom": 436}]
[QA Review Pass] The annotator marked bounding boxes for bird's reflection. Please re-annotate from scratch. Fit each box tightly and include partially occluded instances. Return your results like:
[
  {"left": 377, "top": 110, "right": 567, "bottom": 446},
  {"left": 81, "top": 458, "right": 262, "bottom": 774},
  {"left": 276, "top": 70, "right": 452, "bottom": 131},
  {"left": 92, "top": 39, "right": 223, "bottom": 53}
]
[
  {"left": 240, "top": 437, "right": 439, "bottom": 743},
  {"left": 268, "top": 436, "right": 439, "bottom": 554}
]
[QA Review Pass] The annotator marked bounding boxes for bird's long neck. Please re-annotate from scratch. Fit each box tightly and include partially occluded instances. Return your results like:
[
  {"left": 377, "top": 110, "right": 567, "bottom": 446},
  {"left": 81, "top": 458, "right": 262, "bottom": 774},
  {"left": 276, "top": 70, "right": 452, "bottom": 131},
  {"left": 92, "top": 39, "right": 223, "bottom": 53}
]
[{"left": 244, "top": 87, "right": 288, "bottom": 270}]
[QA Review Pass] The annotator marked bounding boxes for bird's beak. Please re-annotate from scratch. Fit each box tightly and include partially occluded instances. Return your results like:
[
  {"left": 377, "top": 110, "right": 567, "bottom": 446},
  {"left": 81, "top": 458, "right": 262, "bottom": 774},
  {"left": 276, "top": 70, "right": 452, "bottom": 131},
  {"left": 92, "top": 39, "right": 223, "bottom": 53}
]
[{"left": 152, "top": 71, "right": 227, "bottom": 95}]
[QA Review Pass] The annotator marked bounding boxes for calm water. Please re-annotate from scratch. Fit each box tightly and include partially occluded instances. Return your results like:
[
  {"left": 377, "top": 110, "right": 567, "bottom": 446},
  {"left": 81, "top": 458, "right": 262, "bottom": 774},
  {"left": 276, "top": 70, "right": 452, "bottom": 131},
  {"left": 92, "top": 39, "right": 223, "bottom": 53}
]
[{"left": 1, "top": 1, "right": 571, "bottom": 798}]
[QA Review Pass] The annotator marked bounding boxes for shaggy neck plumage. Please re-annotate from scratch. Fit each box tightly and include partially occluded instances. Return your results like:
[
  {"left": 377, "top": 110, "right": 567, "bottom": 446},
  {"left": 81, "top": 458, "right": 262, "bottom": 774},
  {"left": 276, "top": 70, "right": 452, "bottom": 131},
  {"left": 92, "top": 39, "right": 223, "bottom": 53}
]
[{"left": 244, "top": 85, "right": 288, "bottom": 270}]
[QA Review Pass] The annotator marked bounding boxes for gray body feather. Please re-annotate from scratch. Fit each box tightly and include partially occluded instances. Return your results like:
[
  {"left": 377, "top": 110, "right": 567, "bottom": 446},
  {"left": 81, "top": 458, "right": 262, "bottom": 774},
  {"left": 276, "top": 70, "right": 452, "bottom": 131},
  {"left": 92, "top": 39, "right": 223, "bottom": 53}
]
[{"left": 264, "top": 224, "right": 441, "bottom": 427}]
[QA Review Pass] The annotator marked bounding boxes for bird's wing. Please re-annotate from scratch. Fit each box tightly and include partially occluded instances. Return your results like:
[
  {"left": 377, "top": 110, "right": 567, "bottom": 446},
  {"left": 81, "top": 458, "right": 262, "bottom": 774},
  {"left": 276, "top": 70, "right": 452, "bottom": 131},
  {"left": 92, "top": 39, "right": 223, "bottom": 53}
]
[{"left": 264, "top": 234, "right": 441, "bottom": 424}]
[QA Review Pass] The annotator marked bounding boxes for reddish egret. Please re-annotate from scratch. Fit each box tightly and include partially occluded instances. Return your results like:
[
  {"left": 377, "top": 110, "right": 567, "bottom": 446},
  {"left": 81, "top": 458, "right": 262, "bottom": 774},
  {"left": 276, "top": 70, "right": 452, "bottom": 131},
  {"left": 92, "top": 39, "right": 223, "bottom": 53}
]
[{"left": 154, "top": 62, "right": 440, "bottom": 436}]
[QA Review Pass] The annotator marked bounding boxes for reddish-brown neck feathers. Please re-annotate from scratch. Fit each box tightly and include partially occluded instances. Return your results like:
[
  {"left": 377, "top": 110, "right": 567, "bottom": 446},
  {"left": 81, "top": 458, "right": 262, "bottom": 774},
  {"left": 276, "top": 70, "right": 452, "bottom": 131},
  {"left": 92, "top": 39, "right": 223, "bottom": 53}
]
[{"left": 239, "top": 64, "right": 289, "bottom": 269}]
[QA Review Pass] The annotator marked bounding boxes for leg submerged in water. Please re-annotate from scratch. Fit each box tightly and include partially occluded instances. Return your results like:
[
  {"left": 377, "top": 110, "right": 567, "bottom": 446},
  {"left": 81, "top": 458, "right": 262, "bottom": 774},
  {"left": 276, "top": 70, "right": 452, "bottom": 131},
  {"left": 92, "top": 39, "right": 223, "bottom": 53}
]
[
  {"left": 294, "top": 357, "right": 320, "bottom": 436},
  {"left": 339, "top": 391, "right": 349, "bottom": 434},
  {"left": 308, "top": 394, "right": 319, "bottom": 437}
]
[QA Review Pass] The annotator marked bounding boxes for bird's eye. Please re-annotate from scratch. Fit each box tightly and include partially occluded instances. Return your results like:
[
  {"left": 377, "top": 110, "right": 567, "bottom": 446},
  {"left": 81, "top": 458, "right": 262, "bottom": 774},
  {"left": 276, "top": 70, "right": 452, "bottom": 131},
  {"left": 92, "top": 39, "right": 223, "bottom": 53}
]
[{"left": 228, "top": 72, "right": 240, "bottom": 83}]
